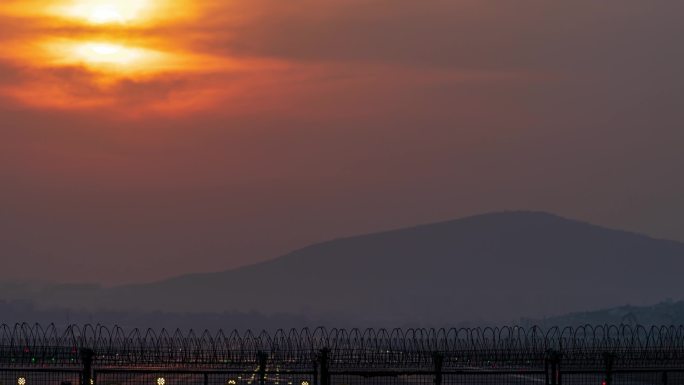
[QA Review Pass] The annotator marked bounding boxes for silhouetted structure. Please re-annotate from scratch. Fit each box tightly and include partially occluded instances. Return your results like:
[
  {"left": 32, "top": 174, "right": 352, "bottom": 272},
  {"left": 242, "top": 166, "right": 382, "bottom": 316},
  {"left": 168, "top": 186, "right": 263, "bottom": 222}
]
[{"left": 2, "top": 324, "right": 684, "bottom": 384}]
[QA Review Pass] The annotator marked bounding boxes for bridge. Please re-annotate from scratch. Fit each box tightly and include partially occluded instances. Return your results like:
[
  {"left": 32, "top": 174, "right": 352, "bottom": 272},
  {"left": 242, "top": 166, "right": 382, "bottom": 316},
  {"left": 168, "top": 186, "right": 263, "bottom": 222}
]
[{"left": 1, "top": 324, "right": 684, "bottom": 385}]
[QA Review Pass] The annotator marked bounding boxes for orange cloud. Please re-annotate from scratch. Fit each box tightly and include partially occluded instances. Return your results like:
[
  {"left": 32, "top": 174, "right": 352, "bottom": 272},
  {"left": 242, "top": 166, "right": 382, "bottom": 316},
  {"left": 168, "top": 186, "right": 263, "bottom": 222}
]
[
  {"left": 0, "top": 0, "right": 280, "bottom": 115},
  {"left": 0, "top": 0, "right": 535, "bottom": 117}
]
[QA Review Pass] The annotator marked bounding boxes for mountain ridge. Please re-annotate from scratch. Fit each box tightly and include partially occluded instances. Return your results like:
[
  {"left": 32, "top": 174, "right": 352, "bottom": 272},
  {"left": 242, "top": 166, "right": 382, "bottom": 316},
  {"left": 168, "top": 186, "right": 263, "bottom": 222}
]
[
  {"left": 11, "top": 211, "right": 684, "bottom": 326},
  {"left": 133, "top": 211, "right": 680, "bottom": 289}
]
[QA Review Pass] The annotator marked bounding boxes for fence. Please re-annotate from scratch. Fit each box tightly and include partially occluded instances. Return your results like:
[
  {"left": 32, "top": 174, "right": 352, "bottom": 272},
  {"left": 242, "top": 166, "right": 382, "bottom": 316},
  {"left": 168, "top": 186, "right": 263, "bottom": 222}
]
[{"left": 1, "top": 324, "right": 684, "bottom": 385}]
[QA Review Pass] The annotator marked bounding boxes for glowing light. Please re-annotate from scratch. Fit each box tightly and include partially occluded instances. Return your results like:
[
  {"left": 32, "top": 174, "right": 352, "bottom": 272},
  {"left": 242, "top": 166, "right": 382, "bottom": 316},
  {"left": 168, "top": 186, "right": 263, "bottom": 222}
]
[
  {"left": 2, "top": 0, "right": 198, "bottom": 25},
  {"left": 75, "top": 42, "right": 141, "bottom": 66},
  {"left": 156, "top": 378, "right": 166, "bottom": 385},
  {"left": 55, "top": 0, "right": 153, "bottom": 25},
  {"left": 89, "top": 5, "right": 124, "bottom": 24},
  {"left": 17, "top": 377, "right": 27, "bottom": 385},
  {"left": 227, "top": 380, "right": 237, "bottom": 385},
  {"left": 301, "top": 381, "right": 310, "bottom": 385},
  {"left": 34, "top": 39, "right": 174, "bottom": 73},
  {"left": 89, "top": 43, "right": 121, "bottom": 56}
]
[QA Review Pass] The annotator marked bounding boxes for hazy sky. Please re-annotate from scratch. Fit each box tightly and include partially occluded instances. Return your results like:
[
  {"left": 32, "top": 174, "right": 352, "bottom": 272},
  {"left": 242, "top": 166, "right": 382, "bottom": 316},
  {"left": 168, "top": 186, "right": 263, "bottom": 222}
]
[{"left": 1, "top": 0, "right": 683, "bottom": 285}]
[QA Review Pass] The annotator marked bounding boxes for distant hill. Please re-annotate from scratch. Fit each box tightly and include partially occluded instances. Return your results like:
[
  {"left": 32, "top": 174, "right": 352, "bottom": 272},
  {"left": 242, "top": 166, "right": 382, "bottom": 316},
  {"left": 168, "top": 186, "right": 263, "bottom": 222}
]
[
  {"left": 12, "top": 211, "right": 684, "bottom": 326},
  {"left": 525, "top": 300, "right": 684, "bottom": 327},
  {"left": 0, "top": 299, "right": 318, "bottom": 331}
]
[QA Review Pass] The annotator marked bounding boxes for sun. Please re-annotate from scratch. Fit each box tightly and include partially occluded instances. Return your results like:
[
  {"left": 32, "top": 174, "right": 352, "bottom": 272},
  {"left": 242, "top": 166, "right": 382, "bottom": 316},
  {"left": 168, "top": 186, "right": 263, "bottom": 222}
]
[
  {"left": 88, "top": 5, "right": 124, "bottom": 24},
  {"left": 56, "top": 0, "right": 152, "bottom": 25}
]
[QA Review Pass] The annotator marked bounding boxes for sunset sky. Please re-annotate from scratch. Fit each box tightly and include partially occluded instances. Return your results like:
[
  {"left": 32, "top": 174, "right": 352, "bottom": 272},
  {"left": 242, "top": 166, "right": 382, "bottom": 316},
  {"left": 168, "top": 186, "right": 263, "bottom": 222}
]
[{"left": 1, "top": 0, "right": 683, "bottom": 285}]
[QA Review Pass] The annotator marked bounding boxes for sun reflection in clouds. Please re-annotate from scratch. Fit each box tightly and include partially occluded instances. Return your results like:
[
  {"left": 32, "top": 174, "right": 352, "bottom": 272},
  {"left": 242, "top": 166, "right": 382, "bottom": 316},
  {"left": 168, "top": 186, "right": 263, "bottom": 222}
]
[
  {"left": 75, "top": 42, "right": 142, "bottom": 65},
  {"left": 43, "top": 39, "right": 171, "bottom": 72},
  {"left": 86, "top": 43, "right": 125, "bottom": 56}
]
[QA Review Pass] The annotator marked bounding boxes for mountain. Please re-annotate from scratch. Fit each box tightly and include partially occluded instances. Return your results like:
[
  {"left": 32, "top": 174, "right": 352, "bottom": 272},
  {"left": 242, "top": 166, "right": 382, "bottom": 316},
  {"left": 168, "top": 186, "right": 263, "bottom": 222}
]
[{"left": 17, "top": 211, "right": 684, "bottom": 325}]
